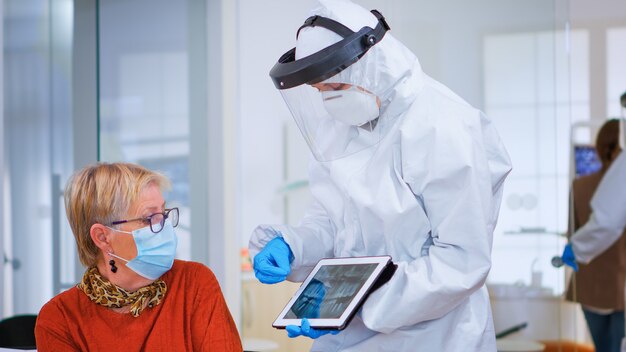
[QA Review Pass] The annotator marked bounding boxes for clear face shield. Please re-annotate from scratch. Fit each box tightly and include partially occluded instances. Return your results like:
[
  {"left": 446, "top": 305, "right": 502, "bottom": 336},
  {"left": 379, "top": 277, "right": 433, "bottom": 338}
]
[
  {"left": 279, "top": 81, "right": 383, "bottom": 162},
  {"left": 270, "top": 10, "right": 390, "bottom": 162}
]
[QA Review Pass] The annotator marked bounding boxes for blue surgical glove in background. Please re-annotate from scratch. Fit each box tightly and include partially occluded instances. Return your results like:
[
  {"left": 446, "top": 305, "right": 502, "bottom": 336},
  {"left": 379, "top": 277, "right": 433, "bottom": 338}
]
[
  {"left": 562, "top": 243, "right": 579, "bottom": 272},
  {"left": 253, "top": 236, "right": 294, "bottom": 284},
  {"left": 286, "top": 318, "right": 340, "bottom": 339}
]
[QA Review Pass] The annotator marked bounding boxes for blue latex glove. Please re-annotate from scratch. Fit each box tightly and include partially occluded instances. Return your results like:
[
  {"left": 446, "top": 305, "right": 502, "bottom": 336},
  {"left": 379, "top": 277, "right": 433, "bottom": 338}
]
[
  {"left": 286, "top": 318, "right": 340, "bottom": 339},
  {"left": 253, "top": 237, "right": 294, "bottom": 284},
  {"left": 562, "top": 243, "right": 579, "bottom": 272}
]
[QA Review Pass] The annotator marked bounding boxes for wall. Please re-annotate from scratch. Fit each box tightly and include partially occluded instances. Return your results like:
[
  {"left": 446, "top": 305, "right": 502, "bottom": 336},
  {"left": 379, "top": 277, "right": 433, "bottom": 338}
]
[
  {"left": 569, "top": 0, "right": 626, "bottom": 121},
  {"left": 0, "top": 0, "right": 4, "bottom": 319}
]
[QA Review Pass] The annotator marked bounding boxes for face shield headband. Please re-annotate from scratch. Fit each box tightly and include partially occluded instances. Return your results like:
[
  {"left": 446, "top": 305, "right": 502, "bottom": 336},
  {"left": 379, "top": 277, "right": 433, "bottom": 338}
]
[{"left": 269, "top": 9, "right": 390, "bottom": 90}]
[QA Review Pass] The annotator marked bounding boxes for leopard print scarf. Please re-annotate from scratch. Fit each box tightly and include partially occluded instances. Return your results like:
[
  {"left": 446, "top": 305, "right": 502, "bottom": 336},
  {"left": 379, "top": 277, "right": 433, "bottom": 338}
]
[{"left": 77, "top": 266, "right": 167, "bottom": 317}]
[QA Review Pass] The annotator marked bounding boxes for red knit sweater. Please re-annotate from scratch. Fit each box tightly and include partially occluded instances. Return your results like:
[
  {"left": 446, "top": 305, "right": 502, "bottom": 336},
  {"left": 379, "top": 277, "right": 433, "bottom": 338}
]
[{"left": 35, "top": 260, "right": 242, "bottom": 351}]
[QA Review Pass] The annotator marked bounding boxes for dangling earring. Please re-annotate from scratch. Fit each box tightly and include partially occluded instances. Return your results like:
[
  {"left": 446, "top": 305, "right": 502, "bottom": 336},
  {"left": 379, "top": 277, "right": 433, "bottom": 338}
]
[{"left": 109, "top": 257, "right": 118, "bottom": 273}]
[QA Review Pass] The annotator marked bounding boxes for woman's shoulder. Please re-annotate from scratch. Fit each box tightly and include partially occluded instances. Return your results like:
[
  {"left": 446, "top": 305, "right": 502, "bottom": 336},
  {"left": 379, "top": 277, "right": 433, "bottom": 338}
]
[
  {"left": 38, "top": 286, "right": 82, "bottom": 322},
  {"left": 171, "top": 259, "right": 215, "bottom": 274},
  {"left": 167, "top": 260, "right": 219, "bottom": 287}
]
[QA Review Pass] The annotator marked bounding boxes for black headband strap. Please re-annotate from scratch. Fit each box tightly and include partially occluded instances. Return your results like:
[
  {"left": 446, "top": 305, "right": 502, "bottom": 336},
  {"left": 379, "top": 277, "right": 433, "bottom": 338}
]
[
  {"left": 297, "top": 15, "right": 354, "bottom": 39},
  {"left": 369, "top": 10, "right": 390, "bottom": 40},
  {"left": 269, "top": 9, "right": 391, "bottom": 90},
  {"left": 296, "top": 10, "right": 390, "bottom": 41}
]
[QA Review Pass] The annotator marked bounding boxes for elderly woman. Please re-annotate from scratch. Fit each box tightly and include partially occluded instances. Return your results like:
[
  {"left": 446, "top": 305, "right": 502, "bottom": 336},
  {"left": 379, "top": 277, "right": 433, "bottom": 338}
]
[{"left": 35, "top": 162, "right": 242, "bottom": 351}]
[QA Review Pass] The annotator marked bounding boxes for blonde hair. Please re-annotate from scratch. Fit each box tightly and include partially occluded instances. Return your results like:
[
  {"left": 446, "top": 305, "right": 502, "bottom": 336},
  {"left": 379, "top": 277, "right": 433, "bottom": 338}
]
[{"left": 64, "top": 162, "right": 171, "bottom": 267}]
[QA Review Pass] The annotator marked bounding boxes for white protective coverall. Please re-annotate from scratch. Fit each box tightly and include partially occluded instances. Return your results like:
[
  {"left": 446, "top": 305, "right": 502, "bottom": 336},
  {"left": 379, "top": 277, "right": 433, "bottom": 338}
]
[
  {"left": 249, "top": 1, "right": 513, "bottom": 351},
  {"left": 571, "top": 152, "right": 626, "bottom": 264}
]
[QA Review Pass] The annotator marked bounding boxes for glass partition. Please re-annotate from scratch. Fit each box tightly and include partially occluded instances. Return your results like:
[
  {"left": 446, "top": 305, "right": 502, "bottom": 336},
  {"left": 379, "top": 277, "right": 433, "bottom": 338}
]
[
  {"left": 2, "top": 0, "right": 75, "bottom": 317},
  {"left": 95, "top": 0, "right": 241, "bottom": 335},
  {"left": 97, "top": 0, "right": 209, "bottom": 263}
]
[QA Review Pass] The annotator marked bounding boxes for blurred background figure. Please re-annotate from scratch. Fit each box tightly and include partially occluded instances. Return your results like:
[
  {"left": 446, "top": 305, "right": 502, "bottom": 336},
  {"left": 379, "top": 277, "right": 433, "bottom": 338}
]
[{"left": 566, "top": 119, "right": 625, "bottom": 352}]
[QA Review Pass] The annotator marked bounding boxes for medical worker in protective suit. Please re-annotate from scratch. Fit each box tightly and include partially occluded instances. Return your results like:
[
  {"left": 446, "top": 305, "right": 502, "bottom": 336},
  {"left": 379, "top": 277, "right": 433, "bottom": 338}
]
[
  {"left": 562, "top": 94, "right": 626, "bottom": 270},
  {"left": 560, "top": 94, "right": 626, "bottom": 351},
  {"left": 561, "top": 146, "right": 626, "bottom": 352},
  {"left": 248, "top": 1, "right": 512, "bottom": 351}
]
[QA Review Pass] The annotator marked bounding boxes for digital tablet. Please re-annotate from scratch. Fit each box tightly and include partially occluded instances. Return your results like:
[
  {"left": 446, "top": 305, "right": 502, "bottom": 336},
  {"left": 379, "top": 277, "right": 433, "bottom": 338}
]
[{"left": 272, "top": 255, "right": 396, "bottom": 330}]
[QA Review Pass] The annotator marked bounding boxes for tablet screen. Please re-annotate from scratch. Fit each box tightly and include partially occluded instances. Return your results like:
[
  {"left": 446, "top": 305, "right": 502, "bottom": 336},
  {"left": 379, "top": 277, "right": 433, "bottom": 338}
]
[
  {"left": 273, "top": 256, "right": 393, "bottom": 330},
  {"left": 284, "top": 263, "right": 378, "bottom": 319}
]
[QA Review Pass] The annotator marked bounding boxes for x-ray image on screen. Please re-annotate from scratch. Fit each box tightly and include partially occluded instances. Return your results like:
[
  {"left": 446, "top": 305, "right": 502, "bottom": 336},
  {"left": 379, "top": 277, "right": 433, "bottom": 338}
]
[
  {"left": 285, "top": 264, "right": 377, "bottom": 319},
  {"left": 574, "top": 145, "right": 602, "bottom": 177}
]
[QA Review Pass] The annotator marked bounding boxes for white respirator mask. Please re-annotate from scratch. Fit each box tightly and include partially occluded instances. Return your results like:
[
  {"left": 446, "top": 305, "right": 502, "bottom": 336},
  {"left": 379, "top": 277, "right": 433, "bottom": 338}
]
[{"left": 321, "top": 86, "right": 379, "bottom": 126}]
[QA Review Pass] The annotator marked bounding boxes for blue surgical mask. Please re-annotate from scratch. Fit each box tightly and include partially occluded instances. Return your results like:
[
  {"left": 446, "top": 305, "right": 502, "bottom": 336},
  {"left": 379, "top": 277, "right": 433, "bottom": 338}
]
[{"left": 107, "top": 220, "right": 178, "bottom": 280}]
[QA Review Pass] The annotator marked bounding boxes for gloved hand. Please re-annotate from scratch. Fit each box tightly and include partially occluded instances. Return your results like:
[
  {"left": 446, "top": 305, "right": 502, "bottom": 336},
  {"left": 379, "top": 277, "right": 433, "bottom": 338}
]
[
  {"left": 561, "top": 243, "right": 579, "bottom": 272},
  {"left": 253, "top": 236, "right": 294, "bottom": 284},
  {"left": 286, "top": 318, "right": 340, "bottom": 339}
]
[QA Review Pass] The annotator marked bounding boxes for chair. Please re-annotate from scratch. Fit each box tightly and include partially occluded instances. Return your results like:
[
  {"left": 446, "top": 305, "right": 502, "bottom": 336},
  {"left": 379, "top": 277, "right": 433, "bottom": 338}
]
[{"left": 0, "top": 314, "right": 37, "bottom": 350}]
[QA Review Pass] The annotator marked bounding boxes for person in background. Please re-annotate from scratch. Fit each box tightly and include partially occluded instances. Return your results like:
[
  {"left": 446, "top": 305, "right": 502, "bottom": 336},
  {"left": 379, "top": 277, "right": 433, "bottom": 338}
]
[
  {"left": 248, "top": 0, "right": 512, "bottom": 351},
  {"left": 35, "top": 162, "right": 242, "bottom": 351},
  {"left": 565, "top": 119, "right": 625, "bottom": 352}
]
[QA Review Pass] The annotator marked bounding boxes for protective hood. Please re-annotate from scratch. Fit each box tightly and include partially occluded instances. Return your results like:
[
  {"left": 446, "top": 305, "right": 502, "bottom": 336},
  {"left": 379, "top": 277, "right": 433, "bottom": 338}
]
[
  {"left": 295, "top": 0, "right": 419, "bottom": 105},
  {"left": 270, "top": 0, "right": 423, "bottom": 161}
]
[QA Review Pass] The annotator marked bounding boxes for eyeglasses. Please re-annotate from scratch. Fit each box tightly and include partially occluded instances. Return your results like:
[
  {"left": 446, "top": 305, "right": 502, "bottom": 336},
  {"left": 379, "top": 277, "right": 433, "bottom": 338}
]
[{"left": 110, "top": 207, "right": 179, "bottom": 234}]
